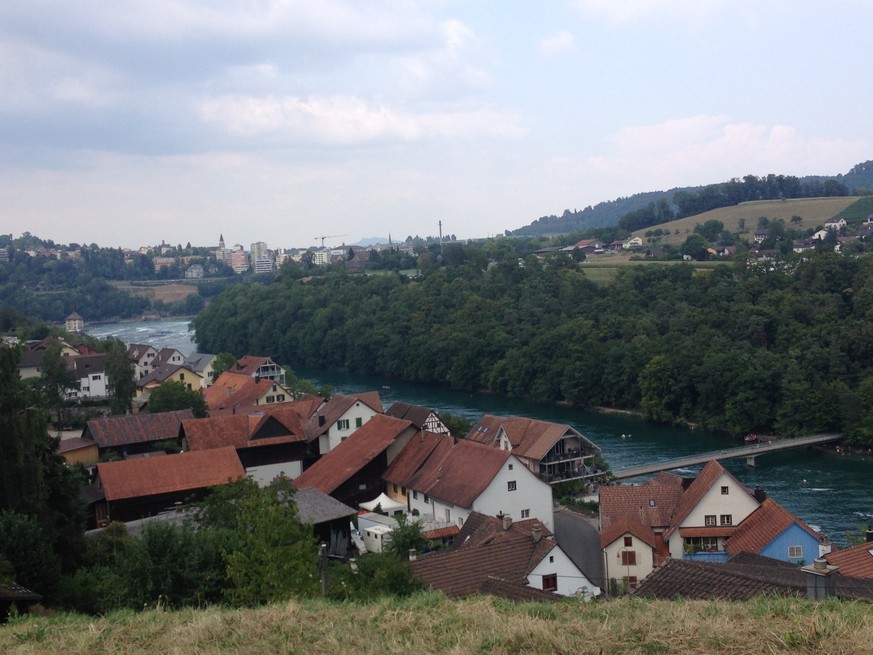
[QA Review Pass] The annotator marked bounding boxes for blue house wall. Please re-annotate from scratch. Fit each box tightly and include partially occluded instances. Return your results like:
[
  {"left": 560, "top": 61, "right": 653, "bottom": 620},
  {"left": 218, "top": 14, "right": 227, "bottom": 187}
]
[{"left": 759, "top": 524, "right": 820, "bottom": 564}]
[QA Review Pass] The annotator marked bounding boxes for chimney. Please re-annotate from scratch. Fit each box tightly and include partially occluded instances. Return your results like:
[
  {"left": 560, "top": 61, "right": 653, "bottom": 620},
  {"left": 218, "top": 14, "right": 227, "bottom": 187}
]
[
  {"left": 801, "top": 558, "right": 839, "bottom": 600},
  {"left": 532, "top": 526, "right": 542, "bottom": 543},
  {"left": 502, "top": 514, "right": 512, "bottom": 531},
  {"left": 753, "top": 486, "right": 766, "bottom": 503},
  {"left": 318, "top": 415, "right": 325, "bottom": 427},
  {"left": 408, "top": 549, "right": 417, "bottom": 562}
]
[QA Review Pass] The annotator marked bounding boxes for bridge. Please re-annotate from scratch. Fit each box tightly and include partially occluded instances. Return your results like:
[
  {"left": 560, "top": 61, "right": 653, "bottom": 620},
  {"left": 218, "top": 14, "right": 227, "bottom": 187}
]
[{"left": 610, "top": 433, "right": 843, "bottom": 481}]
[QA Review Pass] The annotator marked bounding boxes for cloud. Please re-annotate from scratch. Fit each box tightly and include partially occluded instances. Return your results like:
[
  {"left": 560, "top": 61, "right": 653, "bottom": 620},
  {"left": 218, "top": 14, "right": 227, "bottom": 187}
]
[
  {"left": 537, "top": 31, "right": 575, "bottom": 57},
  {"left": 572, "top": 115, "right": 868, "bottom": 195},
  {"left": 572, "top": 0, "right": 726, "bottom": 22},
  {"left": 197, "top": 94, "right": 524, "bottom": 144}
]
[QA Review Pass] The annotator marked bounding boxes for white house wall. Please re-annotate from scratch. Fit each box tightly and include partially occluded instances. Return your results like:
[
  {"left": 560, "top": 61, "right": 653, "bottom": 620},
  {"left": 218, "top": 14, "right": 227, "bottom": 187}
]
[
  {"left": 528, "top": 544, "right": 600, "bottom": 598},
  {"left": 320, "top": 402, "right": 380, "bottom": 454},
  {"left": 602, "top": 533, "right": 655, "bottom": 589},
  {"left": 473, "top": 457, "right": 554, "bottom": 531}
]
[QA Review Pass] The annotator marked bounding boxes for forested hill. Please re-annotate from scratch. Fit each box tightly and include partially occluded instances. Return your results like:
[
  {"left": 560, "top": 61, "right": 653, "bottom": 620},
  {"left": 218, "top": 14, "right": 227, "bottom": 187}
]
[
  {"left": 511, "top": 159, "right": 873, "bottom": 236},
  {"left": 193, "top": 248, "right": 873, "bottom": 447}
]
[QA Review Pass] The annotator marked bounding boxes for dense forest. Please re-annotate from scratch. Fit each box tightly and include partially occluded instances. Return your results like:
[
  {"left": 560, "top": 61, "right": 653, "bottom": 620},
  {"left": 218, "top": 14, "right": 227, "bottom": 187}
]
[{"left": 193, "top": 245, "right": 873, "bottom": 447}]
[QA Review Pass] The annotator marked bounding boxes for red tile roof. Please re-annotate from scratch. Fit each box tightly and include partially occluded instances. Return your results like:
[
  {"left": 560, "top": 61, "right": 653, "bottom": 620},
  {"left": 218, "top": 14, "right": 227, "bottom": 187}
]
[
  {"left": 97, "top": 447, "right": 244, "bottom": 501},
  {"left": 465, "top": 414, "right": 504, "bottom": 446},
  {"left": 423, "top": 525, "right": 460, "bottom": 540},
  {"left": 385, "top": 402, "right": 436, "bottom": 429},
  {"left": 292, "top": 415, "right": 413, "bottom": 494},
  {"left": 182, "top": 405, "right": 310, "bottom": 451},
  {"left": 599, "top": 516, "right": 659, "bottom": 550},
  {"left": 204, "top": 372, "right": 299, "bottom": 416},
  {"left": 231, "top": 355, "right": 273, "bottom": 376},
  {"left": 384, "top": 435, "right": 511, "bottom": 509},
  {"left": 825, "top": 541, "right": 873, "bottom": 578},
  {"left": 84, "top": 410, "right": 193, "bottom": 448},
  {"left": 726, "top": 498, "right": 821, "bottom": 557},
  {"left": 465, "top": 414, "right": 598, "bottom": 462},
  {"left": 411, "top": 512, "right": 558, "bottom": 599},
  {"left": 599, "top": 478, "right": 685, "bottom": 531}
]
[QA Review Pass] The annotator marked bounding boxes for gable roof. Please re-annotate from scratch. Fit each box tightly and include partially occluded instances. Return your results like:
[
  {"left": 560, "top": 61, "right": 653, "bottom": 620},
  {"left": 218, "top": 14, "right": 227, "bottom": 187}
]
[
  {"left": 599, "top": 516, "right": 660, "bottom": 550},
  {"left": 664, "top": 460, "right": 755, "bottom": 539},
  {"left": 411, "top": 511, "right": 559, "bottom": 599},
  {"left": 97, "top": 446, "right": 244, "bottom": 501},
  {"left": 203, "top": 372, "right": 296, "bottom": 416},
  {"left": 136, "top": 363, "right": 200, "bottom": 388},
  {"left": 127, "top": 343, "right": 157, "bottom": 361},
  {"left": 293, "top": 487, "right": 357, "bottom": 525},
  {"left": 182, "top": 405, "right": 310, "bottom": 451},
  {"left": 384, "top": 401, "right": 437, "bottom": 429},
  {"left": 825, "top": 540, "right": 873, "bottom": 578},
  {"left": 384, "top": 434, "right": 511, "bottom": 509},
  {"left": 599, "top": 478, "right": 685, "bottom": 531},
  {"left": 83, "top": 410, "right": 193, "bottom": 448},
  {"left": 465, "top": 414, "right": 506, "bottom": 446},
  {"left": 303, "top": 392, "right": 384, "bottom": 439},
  {"left": 465, "top": 414, "right": 598, "bottom": 462},
  {"left": 292, "top": 414, "right": 413, "bottom": 494},
  {"left": 185, "top": 352, "right": 214, "bottom": 373},
  {"left": 67, "top": 353, "right": 106, "bottom": 378},
  {"left": 726, "top": 498, "right": 821, "bottom": 557}
]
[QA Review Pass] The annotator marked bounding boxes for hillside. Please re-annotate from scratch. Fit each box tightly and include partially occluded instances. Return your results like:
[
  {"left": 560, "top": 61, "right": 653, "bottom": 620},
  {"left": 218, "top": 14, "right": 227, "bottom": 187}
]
[
  {"left": 630, "top": 196, "right": 860, "bottom": 247},
  {"left": 2, "top": 593, "right": 871, "bottom": 655}
]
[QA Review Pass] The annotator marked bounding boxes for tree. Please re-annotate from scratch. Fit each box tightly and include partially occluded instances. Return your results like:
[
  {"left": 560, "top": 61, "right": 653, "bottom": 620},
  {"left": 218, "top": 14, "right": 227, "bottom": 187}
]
[
  {"left": 211, "top": 352, "right": 236, "bottom": 381},
  {"left": 38, "top": 340, "right": 76, "bottom": 426},
  {"left": 0, "top": 511, "right": 61, "bottom": 596},
  {"left": 147, "top": 380, "right": 208, "bottom": 417},
  {"left": 103, "top": 337, "right": 136, "bottom": 415},
  {"left": 388, "top": 514, "right": 428, "bottom": 559}
]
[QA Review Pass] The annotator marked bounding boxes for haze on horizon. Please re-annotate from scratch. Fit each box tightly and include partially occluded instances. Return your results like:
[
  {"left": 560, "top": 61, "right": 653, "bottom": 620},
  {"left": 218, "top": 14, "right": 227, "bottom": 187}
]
[{"left": 0, "top": 1, "right": 870, "bottom": 250}]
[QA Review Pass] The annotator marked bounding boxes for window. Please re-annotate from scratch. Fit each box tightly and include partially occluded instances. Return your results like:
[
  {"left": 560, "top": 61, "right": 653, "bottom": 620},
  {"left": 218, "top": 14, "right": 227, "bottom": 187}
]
[
  {"left": 337, "top": 419, "right": 350, "bottom": 430},
  {"left": 424, "top": 494, "right": 429, "bottom": 504},
  {"left": 266, "top": 395, "right": 275, "bottom": 403},
  {"left": 393, "top": 484, "right": 398, "bottom": 494},
  {"left": 276, "top": 394, "right": 285, "bottom": 402},
  {"left": 445, "top": 509, "right": 451, "bottom": 522},
  {"left": 507, "top": 481, "right": 517, "bottom": 492},
  {"left": 788, "top": 545, "right": 803, "bottom": 559},
  {"left": 179, "top": 373, "right": 185, "bottom": 380},
  {"left": 720, "top": 514, "right": 733, "bottom": 526},
  {"left": 549, "top": 555, "right": 554, "bottom": 563},
  {"left": 705, "top": 515, "right": 716, "bottom": 526},
  {"left": 621, "top": 550, "right": 636, "bottom": 566},
  {"left": 355, "top": 417, "right": 363, "bottom": 428},
  {"left": 721, "top": 486, "right": 729, "bottom": 495},
  {"left": 623, "top": 536, "right": 633, "bottom": 547},
  {"left": 542, "top": 574, "right": 558, "bottom": 591},
  {"left": 521, "top": 509, "right": 530, "bottom": 519},
  {"left": 412, "top": 491, "right": 418, "bottom": 500},
  {"left": 508, "top": 463, "right": 513, "bottom": 470},
  {"left": 624, "top": 576, "right": 639, "bottom": 590}
]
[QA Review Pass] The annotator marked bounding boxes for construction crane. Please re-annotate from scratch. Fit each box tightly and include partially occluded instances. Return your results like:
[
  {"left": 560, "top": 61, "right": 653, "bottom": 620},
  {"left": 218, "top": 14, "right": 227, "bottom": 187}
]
[{"left": 315, "top": 234, "right": 349, "bottom": 248}]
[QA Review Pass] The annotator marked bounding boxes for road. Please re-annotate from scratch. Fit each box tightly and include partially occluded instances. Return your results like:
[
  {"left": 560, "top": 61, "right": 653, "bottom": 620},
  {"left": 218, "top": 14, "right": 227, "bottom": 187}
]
[{"left": 553, "top": 507, "right": 604, "bottom": 594}]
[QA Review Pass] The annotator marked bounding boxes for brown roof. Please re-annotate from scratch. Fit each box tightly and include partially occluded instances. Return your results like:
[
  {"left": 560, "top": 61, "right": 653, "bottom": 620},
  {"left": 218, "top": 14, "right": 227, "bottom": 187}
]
[
  {"left": 599, "top": 479, "right": 684, "bottom": 531},
  {"left": 303, "top": 392, "right": 384, "bottom": 439},
  {"left": 384, "top": 434, "right": 511, "bottom": 509},
  {"left": 385, "top": 401, "right": 436, "bottom": 429},
  {"left": 599, "top": 516, "right": 659, "bottom": 550},
  {"left": 726, "top": 498, "right": 821, "bottom": 557},
  {"left": 67, "top": 353, "right": 106, "bottom": 377},
  {"left": 204, "top": 372, "right": 298, "bottom": 416},
  {"left": 136, "top": 363, "right": 199, "bottom": 388},
  {"left": 292, "top": 415, "right": 413, "bottom": 494},
  {"left": 58, "top": 437, "right": 98, "bottom": 454},
  {"left": 84, "top": 410, "right": 193, "bottom": 448},
  {"left": 411, "top": 512, "right": 558, "bottom": 599},
  {"left": 97, "top": 447, "right": 244, "bottom": 501},
  {"left": 126, "top": 343, "right": 156, "bottom": 361},
  {"left": 465, "top": 414, "right": 506, "bottom": 446},
  {"left": 423, "top": 525, "right": 461, "bottom": 540},
  {"left": 231, "top": 355, "right": 273, "bottom": 376},
  {"left": 825, "top": 541, "right": 873, "bottom": 578},
  {"left": 382, "top": 432, "right": 444, "bottom": 485},
  {"left": 664, "top": 460, "right": 755, "bottom": 539},
  {"left": 465, "top": 414, "right": 598, "bottom": 462},
  {"left": 182, "top": 405, "right": 310, "bottom": 451}
]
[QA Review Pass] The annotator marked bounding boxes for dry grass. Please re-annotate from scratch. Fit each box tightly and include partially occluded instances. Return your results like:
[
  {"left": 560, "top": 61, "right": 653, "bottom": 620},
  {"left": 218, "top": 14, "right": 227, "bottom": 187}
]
[
  {"left": 3, "top": 594, "right": 872, "bottom": 655},
  {"left": 631, "top": 197, "right": 859, "bottom": 247},
  {"left": 109, "top": 281, "right": 199, "bottom": 304}
]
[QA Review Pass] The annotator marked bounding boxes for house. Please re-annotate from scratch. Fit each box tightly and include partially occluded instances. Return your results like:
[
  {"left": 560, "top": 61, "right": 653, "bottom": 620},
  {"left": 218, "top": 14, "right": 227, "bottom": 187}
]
[
  {"left": 65, "top": 312, "right": 84, "bottom": 333},
  {"left": 82, "top": 409, "right": 193, "bottom": 458},
  {"left": 623, "top": 237, "right": 643, "bottom": 249},
  {"left": 293, "top": 487, "right": 357, "bottom": 559},
  {"left": 153, "top": 347, "right": 186, "bottom": 368},
  {"left": 824, "top": 533, "right": 873, "bottom": 578},
  {"left": 58, "top": 437, "right": 100, "bottom": 468},
  {"left": 825, "top": 217, "right": 847, "bottom": 231},
  {"left": 384, "top": 401, "right": 450, "bottom": 434},
  {"left": 92, "top": 446, "right": 245, "bottom": 525},
  {"left": 304, "top": 392, "right": 384, "bottom": 455},
  {"left": 753, "top": 228, "right": 769, "bottom": 243},
  {"left": 67, "top": 353, "right": 108, "bottom": 399},
  {"left": 812, "top": 228, "right": 830, "bottom": 241},
  {"left": 600, "top": 517, "right": 661, "bottom": 592},
  {"left": 135, "top": 363, "right": 202, "bottom": 397},
  {"left": 182, "top": 402, "right": 318, "bottom": 484},
  {"left": 292, "top": 414, "right": 417, "bottom": 507},
  {"left": 127, "top": 343, "right": 159, "bottom": 379},
  {"left": 383, "top": 431, "right": 555, "bottom": 531},
  {"left": 465, "top": 415, "right": 601, "bottom": 485},
  {"left": 562, "top": 238, "right": 602, "bottom": 253},
  {"left": 185, "top": 353, "right": 216, "bottom": 388},
  {"left": 725, "top": 497, "right": 825, "bottom": 564},
  {"left": 0, "top": 583, "right": 42, "bottom": 621},
  {"left": 17, "top": 337, "right": 79, "bottom": 379},
  {"left": 410, "top": 511, "right": 600, "bottom": 599},
  {"left": 230, "top": 355, "right": 286, "bottom": 385},
  {"left": 204, "top": 372, "right": 297, "bottom": 416}
]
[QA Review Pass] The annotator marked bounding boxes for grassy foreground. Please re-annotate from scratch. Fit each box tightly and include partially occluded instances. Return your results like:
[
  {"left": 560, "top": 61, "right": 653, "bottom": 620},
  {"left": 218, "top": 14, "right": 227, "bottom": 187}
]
[{"left": 2, "top": 593, "right": 872, "bottom": 655}]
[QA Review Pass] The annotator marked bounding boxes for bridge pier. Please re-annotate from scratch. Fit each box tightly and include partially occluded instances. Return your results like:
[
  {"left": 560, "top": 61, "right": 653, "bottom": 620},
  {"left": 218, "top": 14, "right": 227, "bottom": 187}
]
[{"left": 746, "top": 455, "right": 756, "bottom": 467}]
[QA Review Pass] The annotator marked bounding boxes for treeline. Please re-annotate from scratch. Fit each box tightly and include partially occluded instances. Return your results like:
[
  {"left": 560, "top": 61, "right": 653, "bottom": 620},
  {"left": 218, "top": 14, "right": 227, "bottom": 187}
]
[
  {"left": 194, "top": 247, "right": 873, "bottom": 447},
  {"left": 618, "top": 174, "right": 850, "bottom": 233}
]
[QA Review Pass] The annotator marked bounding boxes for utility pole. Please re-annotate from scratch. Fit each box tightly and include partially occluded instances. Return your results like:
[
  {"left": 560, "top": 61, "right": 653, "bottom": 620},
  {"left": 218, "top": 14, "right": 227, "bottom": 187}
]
[{"left": 319, "top": 543, "right": 328, "bottom": 595}]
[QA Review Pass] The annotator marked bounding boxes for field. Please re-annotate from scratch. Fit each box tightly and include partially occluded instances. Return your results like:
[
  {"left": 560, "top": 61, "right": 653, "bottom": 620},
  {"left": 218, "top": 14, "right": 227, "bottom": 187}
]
[
  {"left": 631, "top": 196, "right": 860, "bottom": 247},
  {"left": 2, "top": 593, "right": 872, "bottom": 655},
  {"left": 109, "top": 281, "right": 199, "bottom": 304}
]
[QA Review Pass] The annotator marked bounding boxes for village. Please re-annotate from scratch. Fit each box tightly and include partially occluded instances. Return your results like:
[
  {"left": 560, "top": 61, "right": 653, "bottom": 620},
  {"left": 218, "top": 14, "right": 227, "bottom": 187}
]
[{"left": 4, "top": 331, "right": 873, "bottom": 619}]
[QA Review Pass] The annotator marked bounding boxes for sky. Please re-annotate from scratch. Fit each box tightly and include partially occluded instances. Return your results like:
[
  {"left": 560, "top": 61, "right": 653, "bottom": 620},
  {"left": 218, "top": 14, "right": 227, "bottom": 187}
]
[{"left": 1, "top": 1, "right": 871, "bottom": 251}]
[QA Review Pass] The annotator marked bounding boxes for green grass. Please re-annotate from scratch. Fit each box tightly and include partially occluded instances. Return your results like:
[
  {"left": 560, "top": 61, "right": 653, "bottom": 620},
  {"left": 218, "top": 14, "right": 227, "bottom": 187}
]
[{"left": 3, "top": 594, "right": 873, "bottom": 655}]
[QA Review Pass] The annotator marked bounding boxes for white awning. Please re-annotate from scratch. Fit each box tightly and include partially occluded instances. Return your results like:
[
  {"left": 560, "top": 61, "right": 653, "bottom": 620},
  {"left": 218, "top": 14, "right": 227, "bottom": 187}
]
[{"left": 359, "top": 492, "right": 406, "bottom": 513}]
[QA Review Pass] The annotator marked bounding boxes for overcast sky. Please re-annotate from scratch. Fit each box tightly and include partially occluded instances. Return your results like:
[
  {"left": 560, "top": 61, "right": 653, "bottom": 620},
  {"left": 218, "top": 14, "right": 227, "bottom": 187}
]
[{"left": 1, "top": 1, "right": 871, "bottom": 251}]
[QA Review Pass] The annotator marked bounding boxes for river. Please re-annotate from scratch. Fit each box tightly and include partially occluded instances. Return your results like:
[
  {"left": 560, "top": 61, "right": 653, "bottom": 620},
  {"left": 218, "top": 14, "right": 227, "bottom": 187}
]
[{"left": 86, "top": 319, "right": 873, "bottom": 547}]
